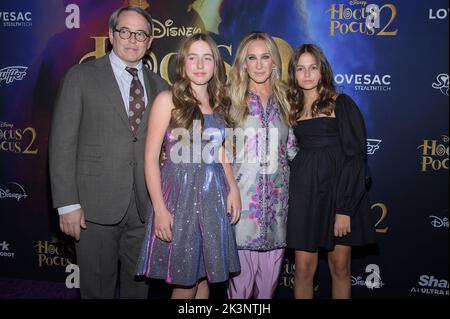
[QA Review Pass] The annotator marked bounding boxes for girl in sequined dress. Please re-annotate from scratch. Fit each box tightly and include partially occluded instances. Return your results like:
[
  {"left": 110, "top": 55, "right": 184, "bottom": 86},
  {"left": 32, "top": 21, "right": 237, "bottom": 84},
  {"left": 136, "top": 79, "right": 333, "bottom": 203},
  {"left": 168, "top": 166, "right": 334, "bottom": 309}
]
[{"left": 136, "top": 33, "right": 241, "bottom": 299}]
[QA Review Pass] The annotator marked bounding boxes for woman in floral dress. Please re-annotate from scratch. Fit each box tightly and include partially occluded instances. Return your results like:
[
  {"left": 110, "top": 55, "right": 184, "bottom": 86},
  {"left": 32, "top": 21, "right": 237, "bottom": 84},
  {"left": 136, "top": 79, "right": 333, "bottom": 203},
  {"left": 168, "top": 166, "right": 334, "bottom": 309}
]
[{"left": 227, "top": 32, "right": 297, "bottom": 299}]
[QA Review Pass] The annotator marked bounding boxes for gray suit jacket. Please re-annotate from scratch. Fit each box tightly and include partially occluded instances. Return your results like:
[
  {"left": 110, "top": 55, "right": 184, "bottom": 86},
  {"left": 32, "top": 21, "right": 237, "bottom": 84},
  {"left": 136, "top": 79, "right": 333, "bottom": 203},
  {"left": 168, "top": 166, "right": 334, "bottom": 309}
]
[{"left": 49, "top": 54, "right": 168, "bottom": 224}]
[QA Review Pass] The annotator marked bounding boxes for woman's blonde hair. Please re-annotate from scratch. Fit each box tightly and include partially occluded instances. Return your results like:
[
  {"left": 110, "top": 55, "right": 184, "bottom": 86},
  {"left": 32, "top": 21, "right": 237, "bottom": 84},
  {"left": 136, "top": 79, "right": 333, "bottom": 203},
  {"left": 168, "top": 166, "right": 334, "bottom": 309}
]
[{"left": 228, "top": 32, "right": 293, "bottom": 127}]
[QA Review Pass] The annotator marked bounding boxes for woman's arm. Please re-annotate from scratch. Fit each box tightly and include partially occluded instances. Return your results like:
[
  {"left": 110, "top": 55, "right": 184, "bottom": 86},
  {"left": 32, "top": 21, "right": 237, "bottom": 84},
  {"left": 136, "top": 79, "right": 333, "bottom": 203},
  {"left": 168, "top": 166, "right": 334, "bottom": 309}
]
[
  {"left": 145, "top": 90, "right": 174, "bottom": 242},
  {"left": 219, "top": 146, "right": 241, "bottom": 224}
]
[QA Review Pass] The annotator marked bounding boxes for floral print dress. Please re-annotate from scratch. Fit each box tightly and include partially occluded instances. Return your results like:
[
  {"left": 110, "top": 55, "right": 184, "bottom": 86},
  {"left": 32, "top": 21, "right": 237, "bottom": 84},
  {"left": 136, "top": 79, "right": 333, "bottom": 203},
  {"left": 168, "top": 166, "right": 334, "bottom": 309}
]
[{"left": 232, "top": 92, "right": 297, "bottom": 251}]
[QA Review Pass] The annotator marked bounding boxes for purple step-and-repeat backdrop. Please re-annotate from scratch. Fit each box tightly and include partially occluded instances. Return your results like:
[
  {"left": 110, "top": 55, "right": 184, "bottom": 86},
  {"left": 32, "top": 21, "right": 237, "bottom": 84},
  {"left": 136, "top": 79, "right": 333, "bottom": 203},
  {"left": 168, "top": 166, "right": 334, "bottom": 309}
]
[{"left": 0, "top": 0, "right": 448, "bottom": 298}]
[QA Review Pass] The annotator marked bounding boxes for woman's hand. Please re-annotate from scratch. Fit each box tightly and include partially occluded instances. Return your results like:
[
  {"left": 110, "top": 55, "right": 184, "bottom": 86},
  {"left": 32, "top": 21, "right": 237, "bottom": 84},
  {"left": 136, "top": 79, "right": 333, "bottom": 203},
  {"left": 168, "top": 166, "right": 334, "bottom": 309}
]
[
  {"left": 334, "top": 214, "right": 351, "bottom": 237},
  {"left": 227, "top": 186, "right": 241, "bottom": 225},
  {"left": 153, "top": 208, "right": 173, "bottom": 242}
]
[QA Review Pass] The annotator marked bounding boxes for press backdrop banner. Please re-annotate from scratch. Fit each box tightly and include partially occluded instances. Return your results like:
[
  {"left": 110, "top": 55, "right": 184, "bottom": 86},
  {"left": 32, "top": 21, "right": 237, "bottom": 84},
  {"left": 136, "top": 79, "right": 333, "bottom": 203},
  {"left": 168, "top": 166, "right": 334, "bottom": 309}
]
[{"left": 0, "top": 0, "right": 448, "bottom": 298}]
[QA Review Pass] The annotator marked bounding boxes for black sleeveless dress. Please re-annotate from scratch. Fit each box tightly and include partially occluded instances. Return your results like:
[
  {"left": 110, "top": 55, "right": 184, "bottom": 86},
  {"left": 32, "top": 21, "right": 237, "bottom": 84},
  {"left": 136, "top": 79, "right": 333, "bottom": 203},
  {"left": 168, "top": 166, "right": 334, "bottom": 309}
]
[{"left": 287, "top": 94, "right": 376, "bottom": 252}]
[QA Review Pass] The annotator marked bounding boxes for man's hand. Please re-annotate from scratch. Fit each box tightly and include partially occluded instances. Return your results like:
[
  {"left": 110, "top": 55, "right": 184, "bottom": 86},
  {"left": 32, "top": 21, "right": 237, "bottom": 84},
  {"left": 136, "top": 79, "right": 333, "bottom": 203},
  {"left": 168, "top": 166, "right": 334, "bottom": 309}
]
[{"left": 59, "top": 208, "right": 87, "bottom": 241}]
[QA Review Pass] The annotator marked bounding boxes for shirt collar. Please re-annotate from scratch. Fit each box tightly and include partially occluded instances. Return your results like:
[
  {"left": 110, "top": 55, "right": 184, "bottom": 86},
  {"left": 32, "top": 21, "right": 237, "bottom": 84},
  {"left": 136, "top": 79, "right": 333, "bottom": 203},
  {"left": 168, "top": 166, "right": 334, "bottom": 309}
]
[{"left": 109, "top": 50, "right": 143, "bottom": 74}]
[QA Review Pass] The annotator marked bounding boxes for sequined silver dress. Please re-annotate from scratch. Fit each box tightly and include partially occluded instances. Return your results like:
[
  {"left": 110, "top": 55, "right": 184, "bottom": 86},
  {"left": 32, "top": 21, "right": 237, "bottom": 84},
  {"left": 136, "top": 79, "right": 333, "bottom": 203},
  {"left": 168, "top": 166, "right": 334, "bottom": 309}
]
[{"left": 136, "top": 113, "right": 240, "bottom": 286}]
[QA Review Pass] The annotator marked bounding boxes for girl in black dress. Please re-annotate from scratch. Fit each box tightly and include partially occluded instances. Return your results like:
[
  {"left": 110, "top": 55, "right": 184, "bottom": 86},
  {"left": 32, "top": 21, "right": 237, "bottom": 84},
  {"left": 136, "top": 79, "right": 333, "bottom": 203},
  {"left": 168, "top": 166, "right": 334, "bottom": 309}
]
[{"left": 286, "top": 44, "right": 376, "bottom": 299}]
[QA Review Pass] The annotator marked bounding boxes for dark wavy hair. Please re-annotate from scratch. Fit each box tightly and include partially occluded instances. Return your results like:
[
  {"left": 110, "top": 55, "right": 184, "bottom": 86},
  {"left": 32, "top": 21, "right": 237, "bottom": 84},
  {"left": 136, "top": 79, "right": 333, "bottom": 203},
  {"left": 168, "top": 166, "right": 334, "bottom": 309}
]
[
  {"left": 287, "top": 44, "right": 337, "bottom": 124},
  {"left": 170, "top": 33, "right": 231, "bottom": 130}
]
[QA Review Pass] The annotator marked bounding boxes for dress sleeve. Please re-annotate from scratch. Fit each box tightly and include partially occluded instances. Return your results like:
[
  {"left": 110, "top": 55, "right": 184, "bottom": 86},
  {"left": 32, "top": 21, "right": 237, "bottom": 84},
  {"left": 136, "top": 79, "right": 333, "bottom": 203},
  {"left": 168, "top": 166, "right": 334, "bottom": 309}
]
[{"left": 335, "top": 94, "right": 368, "bottom": 217}]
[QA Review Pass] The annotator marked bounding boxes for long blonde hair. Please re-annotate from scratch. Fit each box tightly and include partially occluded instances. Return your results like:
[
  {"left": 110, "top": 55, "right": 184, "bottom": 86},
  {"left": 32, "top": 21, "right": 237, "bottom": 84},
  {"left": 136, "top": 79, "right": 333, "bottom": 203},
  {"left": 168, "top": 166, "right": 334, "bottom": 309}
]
[
  {"left": 228, "top": 32, "right": 293, "bottom": 127},
  {"left": 171, "top": 33, "right": 231, "bottom": 130}
]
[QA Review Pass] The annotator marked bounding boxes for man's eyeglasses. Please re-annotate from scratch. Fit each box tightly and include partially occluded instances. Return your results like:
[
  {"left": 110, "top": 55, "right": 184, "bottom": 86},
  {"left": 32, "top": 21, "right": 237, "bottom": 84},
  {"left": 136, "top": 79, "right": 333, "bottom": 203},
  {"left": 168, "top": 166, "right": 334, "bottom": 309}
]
[{"left": 114, "top": 28, "right": 150, "bottom": 42}]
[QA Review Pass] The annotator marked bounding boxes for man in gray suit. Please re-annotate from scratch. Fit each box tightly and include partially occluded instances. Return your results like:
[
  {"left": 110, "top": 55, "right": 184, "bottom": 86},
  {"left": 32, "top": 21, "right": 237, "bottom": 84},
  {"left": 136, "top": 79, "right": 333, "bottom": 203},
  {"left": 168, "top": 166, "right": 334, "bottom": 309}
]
[{"left": 49, "top": 5, "right": 168, "bottom": 298}]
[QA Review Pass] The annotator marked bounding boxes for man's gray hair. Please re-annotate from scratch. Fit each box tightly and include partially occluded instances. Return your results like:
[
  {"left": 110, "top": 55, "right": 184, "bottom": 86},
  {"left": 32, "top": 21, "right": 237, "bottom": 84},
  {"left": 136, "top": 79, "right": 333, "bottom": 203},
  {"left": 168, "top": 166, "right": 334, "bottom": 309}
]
[{"left": 108, "top": 5, "right": 153, "bottom": 35}]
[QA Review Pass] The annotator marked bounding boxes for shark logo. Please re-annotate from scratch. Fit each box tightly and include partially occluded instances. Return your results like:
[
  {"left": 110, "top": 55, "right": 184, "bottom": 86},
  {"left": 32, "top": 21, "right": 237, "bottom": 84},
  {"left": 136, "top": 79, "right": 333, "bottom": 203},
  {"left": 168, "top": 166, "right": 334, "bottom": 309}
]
[
  {"left": 366, "top": 139, "right": 382, "bottom": 155},
  {"left": 0, "top": 241, "right": 10, "bottom": 251},
  {"left": 0, "top": 241, "right": 14, "bottom": 258},
  {"left": 432, "top": 73, "right": 449, "bottom": 96}
]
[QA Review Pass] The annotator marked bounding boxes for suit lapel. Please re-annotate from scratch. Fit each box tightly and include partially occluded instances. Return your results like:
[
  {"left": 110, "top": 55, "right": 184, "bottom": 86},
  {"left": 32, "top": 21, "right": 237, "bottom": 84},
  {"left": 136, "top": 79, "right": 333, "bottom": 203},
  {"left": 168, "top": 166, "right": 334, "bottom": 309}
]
[{"left": 94, "top": 55, "right": 132, "bottom": 133}]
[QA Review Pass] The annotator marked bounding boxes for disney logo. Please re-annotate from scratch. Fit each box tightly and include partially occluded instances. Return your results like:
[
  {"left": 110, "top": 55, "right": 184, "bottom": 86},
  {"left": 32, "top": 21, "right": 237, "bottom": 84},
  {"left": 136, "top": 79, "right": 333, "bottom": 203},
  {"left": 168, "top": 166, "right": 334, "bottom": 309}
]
[
  {"left": 0, "top": 121, "right": 13, "bottom": 128},
  {"left": 152, "top": 19, "right": 202, "bottom": 39},
  {"left": 351, "top": 275, "right": 384, "bottom": 288},
  {"left": 351, "top": 275, "right": 366, "bottom": 286},
  {"left": 351, "top": 264, "right": 384, "bottom": 289},
  {"left": 0, "top": 182, "right": 28, "bottom": 202},
  {"left": 432, "top": 73, "right": 449, "bottom": 96},
  {"left": 349, "top": 0, "right": 368, "bottom": 6},
  {"left": 429, "top": 215, "right": 449, "bottom": 228}
]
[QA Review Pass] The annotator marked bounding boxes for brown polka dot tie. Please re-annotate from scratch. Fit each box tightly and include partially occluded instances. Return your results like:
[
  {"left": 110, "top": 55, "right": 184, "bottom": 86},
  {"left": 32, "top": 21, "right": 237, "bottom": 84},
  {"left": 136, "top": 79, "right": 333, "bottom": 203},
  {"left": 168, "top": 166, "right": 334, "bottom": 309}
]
[{"left": 125, "top": 67, "right": 145, "bottom": 134}]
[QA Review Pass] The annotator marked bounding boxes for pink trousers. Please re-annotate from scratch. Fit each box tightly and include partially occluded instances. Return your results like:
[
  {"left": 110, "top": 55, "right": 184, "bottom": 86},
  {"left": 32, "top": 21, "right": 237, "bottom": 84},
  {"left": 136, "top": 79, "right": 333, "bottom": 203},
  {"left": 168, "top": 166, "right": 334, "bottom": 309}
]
[{"left": 227, "top": 248, "right": 285, "bottom": 299}]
